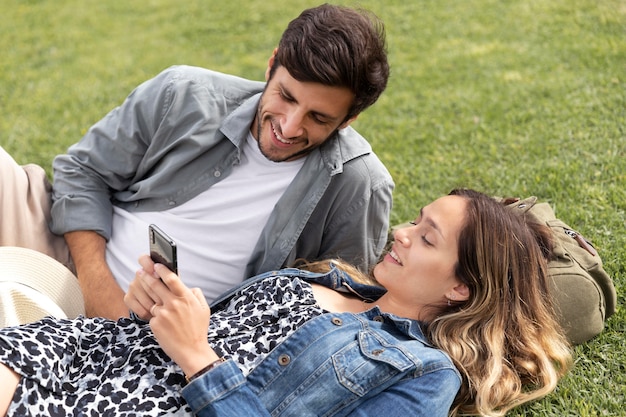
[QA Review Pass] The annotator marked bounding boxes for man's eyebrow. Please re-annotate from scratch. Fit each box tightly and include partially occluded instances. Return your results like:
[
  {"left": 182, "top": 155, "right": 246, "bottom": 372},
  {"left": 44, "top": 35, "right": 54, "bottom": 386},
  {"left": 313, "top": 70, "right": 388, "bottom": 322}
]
[
  {"left": 279, "top": 83, "right": 339, "bottom": 123},
  {"left": 420, "top": 207, "right": 444, "bottom": 239}
]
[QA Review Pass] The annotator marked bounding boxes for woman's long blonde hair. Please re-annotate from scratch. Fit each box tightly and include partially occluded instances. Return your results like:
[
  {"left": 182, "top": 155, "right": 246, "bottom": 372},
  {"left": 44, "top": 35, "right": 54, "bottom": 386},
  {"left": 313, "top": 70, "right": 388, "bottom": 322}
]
[
  {"left": 431, "top": 189, "right": 572, "bottom": 416},
  {"left": 299, "top": 189, "right": 572, "bottom": 416}
]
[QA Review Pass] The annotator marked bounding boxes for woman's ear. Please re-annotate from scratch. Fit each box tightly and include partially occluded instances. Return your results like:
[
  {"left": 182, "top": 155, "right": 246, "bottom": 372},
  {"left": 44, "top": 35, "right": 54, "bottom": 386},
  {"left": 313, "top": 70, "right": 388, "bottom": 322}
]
[{"left": 449, "top": 283, "right": 470, "bottom": 302}]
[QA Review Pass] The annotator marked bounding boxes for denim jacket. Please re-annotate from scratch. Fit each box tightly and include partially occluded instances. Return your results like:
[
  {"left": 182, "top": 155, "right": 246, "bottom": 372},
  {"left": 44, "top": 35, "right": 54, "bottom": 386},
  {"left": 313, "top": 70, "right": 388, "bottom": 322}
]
[
  {"left": 50, "top": 66, "right": 394, "bottom": 275},
  {"left": 182, "top": 267, "right": 461, "bottom": 417}
]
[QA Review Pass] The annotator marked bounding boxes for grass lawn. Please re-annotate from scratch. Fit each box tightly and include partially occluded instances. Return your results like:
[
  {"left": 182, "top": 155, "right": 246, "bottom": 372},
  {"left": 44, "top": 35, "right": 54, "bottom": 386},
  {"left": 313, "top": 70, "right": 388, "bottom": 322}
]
[{"left": 2, "top": 0, "right": 625, "bottom": 415}]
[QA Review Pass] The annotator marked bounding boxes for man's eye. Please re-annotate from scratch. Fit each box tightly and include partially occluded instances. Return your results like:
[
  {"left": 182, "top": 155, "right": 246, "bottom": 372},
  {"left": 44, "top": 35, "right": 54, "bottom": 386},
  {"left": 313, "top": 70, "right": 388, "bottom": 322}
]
[
  {"left": 312, "top": 115, "right": 329, "bottom": 125},
  {"left": 421, "top": 235, "right": 433, "bottom": 246},
  {"left": 279, "top": 91, "right": 294, "bottom": 102}
]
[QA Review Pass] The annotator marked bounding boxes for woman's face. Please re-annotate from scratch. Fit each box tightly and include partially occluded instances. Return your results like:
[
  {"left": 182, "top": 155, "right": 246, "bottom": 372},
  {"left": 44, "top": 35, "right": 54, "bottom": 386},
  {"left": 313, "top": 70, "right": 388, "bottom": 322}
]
[{"left": 373, "top": 195, "right": 469, "bottom": 319}]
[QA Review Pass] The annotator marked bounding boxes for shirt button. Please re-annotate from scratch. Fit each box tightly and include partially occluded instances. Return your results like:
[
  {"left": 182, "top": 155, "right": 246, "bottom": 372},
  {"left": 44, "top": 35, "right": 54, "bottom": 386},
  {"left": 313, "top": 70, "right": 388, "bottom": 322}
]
[
  {"left": 214, "top": 170, "right": 221, "bottom": 178},
  {"left": 278, "top": 354, "right": 291, "bottom": 366},
  {"left": 373, "top": 316, "right": 384, "bottom": 323},
  {"left": 331, "top": 317, "right": 343, "bottom": 326},
  {"left": 168, "top": 200, "right": 176, "bottom": 206}
]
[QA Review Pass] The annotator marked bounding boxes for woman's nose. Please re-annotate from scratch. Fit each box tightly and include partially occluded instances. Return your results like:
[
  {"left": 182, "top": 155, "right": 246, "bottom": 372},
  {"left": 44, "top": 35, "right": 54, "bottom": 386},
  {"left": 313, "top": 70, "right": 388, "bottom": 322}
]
[{"left": 394, "top": 227, "right": 411, "bottom": 246}]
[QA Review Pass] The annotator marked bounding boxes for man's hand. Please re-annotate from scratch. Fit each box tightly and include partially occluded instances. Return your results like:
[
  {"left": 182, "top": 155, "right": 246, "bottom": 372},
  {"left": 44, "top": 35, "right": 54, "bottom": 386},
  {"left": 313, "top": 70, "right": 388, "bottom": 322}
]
[{"left": 65, "top": 230, "right": 129, "bottom": 319}]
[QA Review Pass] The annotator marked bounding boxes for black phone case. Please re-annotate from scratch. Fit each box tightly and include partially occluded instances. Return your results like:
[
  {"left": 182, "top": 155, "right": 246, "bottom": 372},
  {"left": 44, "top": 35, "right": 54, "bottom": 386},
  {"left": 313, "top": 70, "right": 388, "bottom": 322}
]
[{"left": 149, "top": 224, "right": 178, "bottom": 274}]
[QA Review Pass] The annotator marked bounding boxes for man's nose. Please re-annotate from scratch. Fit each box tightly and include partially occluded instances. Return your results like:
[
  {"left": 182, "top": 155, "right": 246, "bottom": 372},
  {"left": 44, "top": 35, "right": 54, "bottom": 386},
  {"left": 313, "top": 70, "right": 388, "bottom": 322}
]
[{"left": 281, "top": 109, "right": 305, "bottom": 138}]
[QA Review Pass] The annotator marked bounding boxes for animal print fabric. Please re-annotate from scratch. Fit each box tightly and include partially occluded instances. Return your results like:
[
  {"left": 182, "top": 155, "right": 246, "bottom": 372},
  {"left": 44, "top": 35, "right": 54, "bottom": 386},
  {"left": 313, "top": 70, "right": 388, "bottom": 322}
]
[{"left": 0, "top": 276, "right": 324, "bottom": 416}]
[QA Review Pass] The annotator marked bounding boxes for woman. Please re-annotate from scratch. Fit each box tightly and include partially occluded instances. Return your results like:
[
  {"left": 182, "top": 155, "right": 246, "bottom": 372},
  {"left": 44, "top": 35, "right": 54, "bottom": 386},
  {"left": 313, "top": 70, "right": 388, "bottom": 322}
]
[{"left": 0, "top": 189, "right": 571, "bottom": 416}]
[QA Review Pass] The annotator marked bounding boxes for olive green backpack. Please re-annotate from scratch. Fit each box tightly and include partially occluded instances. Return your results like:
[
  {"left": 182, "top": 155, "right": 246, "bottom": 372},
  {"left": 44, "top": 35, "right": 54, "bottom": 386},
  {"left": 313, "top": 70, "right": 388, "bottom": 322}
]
[{"left": 502, "top": 196, "right": 616, "bottom": 344}]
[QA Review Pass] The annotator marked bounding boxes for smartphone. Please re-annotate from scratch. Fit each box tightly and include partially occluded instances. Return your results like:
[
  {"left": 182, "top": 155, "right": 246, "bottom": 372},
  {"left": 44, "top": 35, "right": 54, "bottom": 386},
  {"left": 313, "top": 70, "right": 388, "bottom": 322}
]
[{"left": 149, "top": 224, "right": 178, "bottom": 274}]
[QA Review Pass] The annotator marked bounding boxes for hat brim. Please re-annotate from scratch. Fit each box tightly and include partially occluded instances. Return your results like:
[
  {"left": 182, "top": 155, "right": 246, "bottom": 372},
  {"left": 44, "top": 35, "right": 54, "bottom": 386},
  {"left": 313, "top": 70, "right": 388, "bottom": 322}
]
[{"left": 0, "top": 246, "right": 85, "bottom": 327}]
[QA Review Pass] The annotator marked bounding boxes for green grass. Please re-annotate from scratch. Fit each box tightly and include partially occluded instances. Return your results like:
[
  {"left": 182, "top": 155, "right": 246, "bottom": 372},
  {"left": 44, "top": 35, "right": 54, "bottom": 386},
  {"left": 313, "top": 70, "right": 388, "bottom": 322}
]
[{"left": 1, "top": 0, "right": 625, "bottom": 415}]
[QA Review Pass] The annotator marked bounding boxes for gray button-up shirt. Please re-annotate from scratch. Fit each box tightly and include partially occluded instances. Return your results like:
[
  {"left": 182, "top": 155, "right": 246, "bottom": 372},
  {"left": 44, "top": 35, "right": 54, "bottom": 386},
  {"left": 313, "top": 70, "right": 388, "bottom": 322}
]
[{"left": 51, "top": 65, "right": 394, "bottom": 275}]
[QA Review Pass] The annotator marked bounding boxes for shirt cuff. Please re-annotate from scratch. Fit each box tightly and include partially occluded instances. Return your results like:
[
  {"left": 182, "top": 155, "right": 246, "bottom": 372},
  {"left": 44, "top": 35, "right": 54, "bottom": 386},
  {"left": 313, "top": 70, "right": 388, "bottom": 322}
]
[{"left": 181, "top": 359, "right": 246, "bottom": 411}]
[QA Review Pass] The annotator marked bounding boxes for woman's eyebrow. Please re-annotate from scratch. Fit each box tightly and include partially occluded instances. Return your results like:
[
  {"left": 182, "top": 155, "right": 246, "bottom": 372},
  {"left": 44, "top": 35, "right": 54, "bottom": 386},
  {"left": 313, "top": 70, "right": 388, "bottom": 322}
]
[{"left": 420, "top": 207, "right": 445, "bottom": 239}]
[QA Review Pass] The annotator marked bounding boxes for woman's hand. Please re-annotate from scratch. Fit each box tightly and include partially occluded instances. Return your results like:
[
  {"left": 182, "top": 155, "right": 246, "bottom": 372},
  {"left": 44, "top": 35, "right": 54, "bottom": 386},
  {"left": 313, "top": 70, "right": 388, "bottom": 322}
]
[
  {"left": 123, "top": 255, "right": 161, "bottom": 320},
  {"left": 125, "top": 255, "right": 220, "bottom": 376}
]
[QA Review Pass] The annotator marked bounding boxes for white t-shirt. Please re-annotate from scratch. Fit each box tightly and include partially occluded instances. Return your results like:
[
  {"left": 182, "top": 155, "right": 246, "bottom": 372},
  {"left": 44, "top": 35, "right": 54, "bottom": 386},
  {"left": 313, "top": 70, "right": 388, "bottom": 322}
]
[{"left": 106, "top": 133, "right": 305, "bottom": 302}]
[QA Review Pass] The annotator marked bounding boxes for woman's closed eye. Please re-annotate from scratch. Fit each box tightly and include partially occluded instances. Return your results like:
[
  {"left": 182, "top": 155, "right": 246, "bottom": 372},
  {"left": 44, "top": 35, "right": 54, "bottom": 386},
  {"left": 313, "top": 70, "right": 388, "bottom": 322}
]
[{"left": 408, "top": 220, "right": 434, "bottom": 247}]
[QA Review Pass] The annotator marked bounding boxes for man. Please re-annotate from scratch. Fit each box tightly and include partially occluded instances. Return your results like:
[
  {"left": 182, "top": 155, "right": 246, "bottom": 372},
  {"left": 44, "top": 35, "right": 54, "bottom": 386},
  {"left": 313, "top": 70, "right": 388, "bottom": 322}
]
[{"left": 1, "top": 4, "right": 393, "bottom": 319}]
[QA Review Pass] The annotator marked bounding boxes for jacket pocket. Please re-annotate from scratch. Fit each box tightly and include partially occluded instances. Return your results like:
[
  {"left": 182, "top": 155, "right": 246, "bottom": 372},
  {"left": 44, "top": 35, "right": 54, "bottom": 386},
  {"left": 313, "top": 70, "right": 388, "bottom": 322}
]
[{"left": 333, "top": 331, "right": 415, "bottom": 396}]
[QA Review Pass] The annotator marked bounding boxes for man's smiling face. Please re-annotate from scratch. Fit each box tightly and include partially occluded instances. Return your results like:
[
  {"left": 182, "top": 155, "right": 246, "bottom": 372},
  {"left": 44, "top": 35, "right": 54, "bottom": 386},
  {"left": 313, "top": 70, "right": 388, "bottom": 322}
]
[{"left": 251, "top": 65, "right": 356, "bottom": 162}]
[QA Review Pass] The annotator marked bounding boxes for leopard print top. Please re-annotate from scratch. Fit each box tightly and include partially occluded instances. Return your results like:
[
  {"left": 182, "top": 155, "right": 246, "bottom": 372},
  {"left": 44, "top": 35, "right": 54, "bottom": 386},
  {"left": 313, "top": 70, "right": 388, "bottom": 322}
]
[{"left": 0, "top": 275, "right": 325, "bottom": 416}]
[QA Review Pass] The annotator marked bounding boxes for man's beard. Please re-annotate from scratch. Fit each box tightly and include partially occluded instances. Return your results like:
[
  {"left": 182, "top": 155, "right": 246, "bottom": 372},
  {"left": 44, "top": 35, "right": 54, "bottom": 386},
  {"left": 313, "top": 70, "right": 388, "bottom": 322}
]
[
  {"left": 256, "top": 136, "right": 318, "bottom": 162},
  {"left": 255, "top": 111, "right": 330, "bottom": 162}
]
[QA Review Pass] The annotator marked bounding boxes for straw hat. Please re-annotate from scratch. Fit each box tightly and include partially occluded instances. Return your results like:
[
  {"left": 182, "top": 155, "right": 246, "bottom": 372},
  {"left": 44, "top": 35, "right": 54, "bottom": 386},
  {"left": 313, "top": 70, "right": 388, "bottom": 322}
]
[{"left": 0, "top": 246, "right": 85, "bottom": 327}]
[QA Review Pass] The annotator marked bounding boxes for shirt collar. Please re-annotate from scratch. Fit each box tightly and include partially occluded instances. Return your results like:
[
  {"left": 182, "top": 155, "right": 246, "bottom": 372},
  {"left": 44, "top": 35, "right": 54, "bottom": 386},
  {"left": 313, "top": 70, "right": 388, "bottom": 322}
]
[{"left": 219, "top": 93, "right": 373, "bottom": 174}]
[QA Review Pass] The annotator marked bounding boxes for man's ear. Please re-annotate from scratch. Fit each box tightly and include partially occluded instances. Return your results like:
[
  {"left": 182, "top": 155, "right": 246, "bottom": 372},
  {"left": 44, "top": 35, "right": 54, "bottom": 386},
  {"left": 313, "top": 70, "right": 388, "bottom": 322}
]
[
  {"left": 338, "top": 115, "right": 358, "bottom": 130},
  {"left": 449, "top": 283, "right": 470, "bottom": 302},
  {"left": 265, "top": 48, "right": 278, "bottom": 81}
]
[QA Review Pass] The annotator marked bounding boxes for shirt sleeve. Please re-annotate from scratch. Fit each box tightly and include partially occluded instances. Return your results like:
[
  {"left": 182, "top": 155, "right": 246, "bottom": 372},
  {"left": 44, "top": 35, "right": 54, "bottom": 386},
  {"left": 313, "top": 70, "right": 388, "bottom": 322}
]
[
  {"left": 182, "top": 359, "right": 272, "bottom": 417},
  {"left": 182, "top": 359, "right": 460, "bottom": 417},
  {"left": 50, "top": 66, "right": 194, "bottom": 239},
  {"left": 314, "top": 155, "right": 394, "bottom": 272}
]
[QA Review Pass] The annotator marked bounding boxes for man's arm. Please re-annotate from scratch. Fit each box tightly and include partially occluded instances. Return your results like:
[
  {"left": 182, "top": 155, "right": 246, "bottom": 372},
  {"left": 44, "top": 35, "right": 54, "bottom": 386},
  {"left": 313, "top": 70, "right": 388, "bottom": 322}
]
[
  {"left": 313, "top": 154, "right": 394, "bottom": 272},
  {"left": 51, "top": 71, "right": 175, "bottom": 319},
  {"left": 65, "top": 230, "right": 128, "bottom": 319}
]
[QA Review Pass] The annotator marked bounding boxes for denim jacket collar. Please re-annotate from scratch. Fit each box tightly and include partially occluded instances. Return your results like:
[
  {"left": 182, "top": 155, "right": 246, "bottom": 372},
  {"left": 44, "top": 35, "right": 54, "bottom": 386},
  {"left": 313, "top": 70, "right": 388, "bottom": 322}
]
[{"left": 210, "top": 264, "right": 434, "bottom": 347}]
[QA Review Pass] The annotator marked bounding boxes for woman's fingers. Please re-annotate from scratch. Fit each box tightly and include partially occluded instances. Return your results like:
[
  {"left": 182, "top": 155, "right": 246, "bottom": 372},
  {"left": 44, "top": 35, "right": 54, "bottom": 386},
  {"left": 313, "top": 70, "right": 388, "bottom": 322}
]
[
  {"left": 129, "top": 255, "right": 208, "bottom": 323},
  {"left": 124, "top": 255, "right": 166, "bottom": 319},
  {"left": 153, "top": 263, "right": 190, "bottom": 298},
  {"left": 191, "top": 287, "right": 208, "bottom": 307},
  {"left": 149, "top": 285, "right": 212, "bottom": 368},
  {"left": 124, "top": 269, "right": 162, "bottom": 319}
]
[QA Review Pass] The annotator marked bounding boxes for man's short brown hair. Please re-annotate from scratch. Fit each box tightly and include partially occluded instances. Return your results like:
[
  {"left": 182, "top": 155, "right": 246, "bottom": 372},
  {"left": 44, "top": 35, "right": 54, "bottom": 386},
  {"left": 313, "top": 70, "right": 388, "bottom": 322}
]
[{"left": 270, "top": 4, "right": 389, "bottom": 121}]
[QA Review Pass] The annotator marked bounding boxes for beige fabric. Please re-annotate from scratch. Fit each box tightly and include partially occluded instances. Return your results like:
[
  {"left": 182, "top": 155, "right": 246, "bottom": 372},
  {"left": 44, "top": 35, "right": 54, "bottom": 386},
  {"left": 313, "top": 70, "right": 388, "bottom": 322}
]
[
  {"left": 0, "top": 246, "right": 84, "bottom": 327},
  {"left": 0, "top": 146, "right": 73, "bottom": 271}
]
